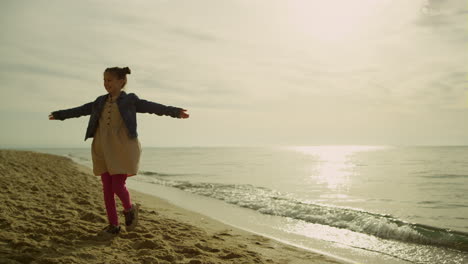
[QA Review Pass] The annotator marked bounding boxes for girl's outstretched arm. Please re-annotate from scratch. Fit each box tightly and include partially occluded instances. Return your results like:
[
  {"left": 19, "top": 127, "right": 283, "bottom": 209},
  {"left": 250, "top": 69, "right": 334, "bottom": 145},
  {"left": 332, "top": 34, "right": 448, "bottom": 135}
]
[
  {"left": 50, "top": 102, "right": 93, "bottom": 121},
  {"left": 134, "top": 94, "right": 184, "bottom": 118}
]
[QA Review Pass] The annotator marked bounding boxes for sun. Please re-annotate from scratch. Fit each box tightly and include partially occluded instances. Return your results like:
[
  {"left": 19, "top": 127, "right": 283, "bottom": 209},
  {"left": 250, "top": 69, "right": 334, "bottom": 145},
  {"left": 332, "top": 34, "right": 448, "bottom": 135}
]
[{"left": 284, "top": 0, "right": 384, "bottom": 44}]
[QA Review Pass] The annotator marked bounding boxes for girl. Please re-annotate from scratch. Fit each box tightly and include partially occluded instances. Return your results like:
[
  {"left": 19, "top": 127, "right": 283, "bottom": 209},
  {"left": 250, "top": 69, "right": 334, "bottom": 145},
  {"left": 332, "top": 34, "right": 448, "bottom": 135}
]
[{"left": 49, "top": 66, "right": 189, "bottom": 236}]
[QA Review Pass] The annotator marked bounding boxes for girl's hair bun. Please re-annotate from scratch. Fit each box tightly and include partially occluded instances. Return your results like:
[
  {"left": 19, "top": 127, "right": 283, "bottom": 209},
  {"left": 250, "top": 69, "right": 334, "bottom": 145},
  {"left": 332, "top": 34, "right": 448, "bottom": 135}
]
[{"left": 104, "top": 66, "right": 131, "bottom": 80}]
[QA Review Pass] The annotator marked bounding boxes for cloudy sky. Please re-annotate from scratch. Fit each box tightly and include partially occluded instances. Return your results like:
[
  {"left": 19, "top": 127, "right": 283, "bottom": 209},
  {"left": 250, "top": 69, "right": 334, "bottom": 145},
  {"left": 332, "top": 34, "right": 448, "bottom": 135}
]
[{"left": 0, "top": 0, "right": 466, "bottom": 148}]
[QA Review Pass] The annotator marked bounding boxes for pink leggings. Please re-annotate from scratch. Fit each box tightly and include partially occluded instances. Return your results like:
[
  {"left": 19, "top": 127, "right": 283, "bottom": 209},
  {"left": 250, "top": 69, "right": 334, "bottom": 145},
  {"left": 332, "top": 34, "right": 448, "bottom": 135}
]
[{"left": 100, "top": 172, "right": 132, "bottom": 226}]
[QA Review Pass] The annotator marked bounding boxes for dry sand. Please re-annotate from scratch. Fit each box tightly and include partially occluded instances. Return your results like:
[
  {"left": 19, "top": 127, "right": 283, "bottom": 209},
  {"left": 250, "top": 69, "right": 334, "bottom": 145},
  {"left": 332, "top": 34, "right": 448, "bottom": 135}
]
[{"left": 0, "top": 149, "right": 346, "bottom": 264}]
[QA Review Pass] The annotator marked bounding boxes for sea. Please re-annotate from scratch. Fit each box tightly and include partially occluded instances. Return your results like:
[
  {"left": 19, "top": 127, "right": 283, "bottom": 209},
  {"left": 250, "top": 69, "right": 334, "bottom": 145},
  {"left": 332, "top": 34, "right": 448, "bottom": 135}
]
[{"left": 13, "top": 145, "right": 467, "bottom": 264}]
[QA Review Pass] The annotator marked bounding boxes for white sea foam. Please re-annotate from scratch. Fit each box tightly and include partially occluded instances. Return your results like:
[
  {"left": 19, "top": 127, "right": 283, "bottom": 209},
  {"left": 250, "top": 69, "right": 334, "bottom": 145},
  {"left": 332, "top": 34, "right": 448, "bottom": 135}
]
[{"left": 134, "top": 174, "right": 468, "bottom": 252}]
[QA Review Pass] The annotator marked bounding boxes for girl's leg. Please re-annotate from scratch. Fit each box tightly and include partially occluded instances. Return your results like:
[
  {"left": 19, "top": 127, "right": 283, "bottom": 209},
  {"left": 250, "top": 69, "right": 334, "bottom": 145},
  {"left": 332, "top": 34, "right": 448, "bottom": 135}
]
[
  {"left": 100, "top": 172, "right": 119, "bottom": 226},
  {"left": 111, "top": 173, "right": 132, "bottom": 211}
]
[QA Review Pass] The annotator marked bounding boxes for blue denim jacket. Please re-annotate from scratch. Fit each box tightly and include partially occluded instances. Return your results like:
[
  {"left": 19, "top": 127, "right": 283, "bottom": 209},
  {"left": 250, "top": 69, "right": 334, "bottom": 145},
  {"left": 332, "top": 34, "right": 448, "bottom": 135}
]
[{"left": 51, "top": 91, "right": 183, "bottom": 141}]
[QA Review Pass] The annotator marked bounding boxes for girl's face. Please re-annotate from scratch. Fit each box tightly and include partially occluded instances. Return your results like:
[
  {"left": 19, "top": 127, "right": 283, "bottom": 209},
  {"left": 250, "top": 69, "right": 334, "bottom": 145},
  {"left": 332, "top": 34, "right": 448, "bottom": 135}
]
[{"left": 103, "top": 72, "right": 125, "bottom": 95}]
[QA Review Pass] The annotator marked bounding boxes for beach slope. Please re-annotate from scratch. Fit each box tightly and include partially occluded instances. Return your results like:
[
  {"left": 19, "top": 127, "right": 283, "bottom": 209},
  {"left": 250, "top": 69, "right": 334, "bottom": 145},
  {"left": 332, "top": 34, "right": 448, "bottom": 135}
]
[{"left": 0, "top": 149, "right": 343, "bottom": 264}]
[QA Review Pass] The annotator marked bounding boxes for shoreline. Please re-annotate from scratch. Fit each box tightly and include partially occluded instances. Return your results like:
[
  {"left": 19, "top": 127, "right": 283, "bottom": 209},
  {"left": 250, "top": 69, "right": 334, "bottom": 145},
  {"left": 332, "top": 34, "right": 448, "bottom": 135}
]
[
  {"left": 73, "top": 153, "right": 351, "bottom": 264},
  {"left": 125, "top": 182, "right": 351, "bottom": 264},
  {"left": 1, "top": 149, "right": 346, "bottom": 264}
]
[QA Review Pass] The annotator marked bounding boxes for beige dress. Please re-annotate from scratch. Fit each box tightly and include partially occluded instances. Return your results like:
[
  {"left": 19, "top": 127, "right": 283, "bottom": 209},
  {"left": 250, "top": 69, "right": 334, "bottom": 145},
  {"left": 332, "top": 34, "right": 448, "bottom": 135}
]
[{"left": 91, "top": 94, "right": 142, "bottom": 177}]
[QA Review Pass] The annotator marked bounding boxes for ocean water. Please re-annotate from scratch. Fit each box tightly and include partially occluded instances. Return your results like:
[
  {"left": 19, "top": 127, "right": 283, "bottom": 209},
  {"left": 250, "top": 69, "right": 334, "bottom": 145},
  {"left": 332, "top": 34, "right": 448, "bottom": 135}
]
[{"left": 22, "top": 146, "right": 468, "bottom": 263}]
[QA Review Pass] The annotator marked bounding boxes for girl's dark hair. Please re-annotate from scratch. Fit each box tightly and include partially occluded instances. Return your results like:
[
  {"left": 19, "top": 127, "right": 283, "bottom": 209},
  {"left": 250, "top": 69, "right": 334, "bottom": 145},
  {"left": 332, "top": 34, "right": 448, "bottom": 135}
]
[
  {"left": 105, "top": 66, "right": 131, "bottom": 79},
  {"left": 104, "top": 66, "right": 131, "bottom": 90}
]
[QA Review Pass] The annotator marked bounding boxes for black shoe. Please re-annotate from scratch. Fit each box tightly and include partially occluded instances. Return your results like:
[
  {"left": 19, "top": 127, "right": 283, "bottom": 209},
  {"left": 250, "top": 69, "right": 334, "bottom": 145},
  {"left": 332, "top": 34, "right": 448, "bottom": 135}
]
[
  {"left": 100, "top": 224, "right": 121, "bottom": 235},
  {"left": 122, "top": 203, "right": 140, "bottom": 231}
]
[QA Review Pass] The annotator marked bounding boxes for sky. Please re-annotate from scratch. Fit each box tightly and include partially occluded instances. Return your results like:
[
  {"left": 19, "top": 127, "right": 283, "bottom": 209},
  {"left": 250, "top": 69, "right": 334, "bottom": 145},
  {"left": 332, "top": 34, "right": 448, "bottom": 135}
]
[{"left": 0, "top": 0, "right": 467, "bottom": 148}]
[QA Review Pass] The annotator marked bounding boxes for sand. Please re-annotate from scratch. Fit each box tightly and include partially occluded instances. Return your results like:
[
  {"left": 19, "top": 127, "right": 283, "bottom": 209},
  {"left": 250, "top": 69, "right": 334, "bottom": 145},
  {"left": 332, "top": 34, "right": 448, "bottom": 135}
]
[{"left": 0, "top": 149, "right": 346, "bottom": 264}]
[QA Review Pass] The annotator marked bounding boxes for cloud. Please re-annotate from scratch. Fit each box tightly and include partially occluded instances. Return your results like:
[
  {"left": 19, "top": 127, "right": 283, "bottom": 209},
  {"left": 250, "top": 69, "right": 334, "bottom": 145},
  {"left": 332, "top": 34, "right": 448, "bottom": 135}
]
[
  {"left": 167, "top": 26, "right": 220, "bottom": 42},
  {"left": 0, "top": 62, "right": 84, "bottom": 81}
]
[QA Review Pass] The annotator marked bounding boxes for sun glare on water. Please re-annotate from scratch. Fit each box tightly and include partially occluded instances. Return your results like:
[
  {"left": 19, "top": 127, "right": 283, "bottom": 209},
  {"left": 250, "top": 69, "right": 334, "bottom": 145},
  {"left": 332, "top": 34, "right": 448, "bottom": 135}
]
[{"left": 290, "top": 145, "right": 389, "bottom": 190}]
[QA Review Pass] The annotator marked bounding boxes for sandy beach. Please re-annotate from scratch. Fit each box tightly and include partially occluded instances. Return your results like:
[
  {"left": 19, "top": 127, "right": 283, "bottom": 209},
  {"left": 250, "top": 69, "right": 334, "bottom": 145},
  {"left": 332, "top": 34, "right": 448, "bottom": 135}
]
[{"left": 0, "top": 149, "right": 345, "bottom": 264}]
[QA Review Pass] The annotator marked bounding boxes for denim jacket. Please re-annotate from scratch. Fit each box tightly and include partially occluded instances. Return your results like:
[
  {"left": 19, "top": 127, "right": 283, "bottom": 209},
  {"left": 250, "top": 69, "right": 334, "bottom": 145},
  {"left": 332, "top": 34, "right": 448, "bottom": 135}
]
[{"left": 51, "top": 91, "right": 183, "bottom": 141}]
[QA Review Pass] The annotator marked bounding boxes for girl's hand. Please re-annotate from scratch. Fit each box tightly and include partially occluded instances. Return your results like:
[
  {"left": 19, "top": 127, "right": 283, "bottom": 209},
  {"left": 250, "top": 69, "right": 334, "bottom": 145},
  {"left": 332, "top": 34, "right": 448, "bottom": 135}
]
[
  {"left": 49, "top": 114, "right": 56, "bottom": 120},
  {"left": 179, "top": 109, "right": 189, "bottom": 118}
]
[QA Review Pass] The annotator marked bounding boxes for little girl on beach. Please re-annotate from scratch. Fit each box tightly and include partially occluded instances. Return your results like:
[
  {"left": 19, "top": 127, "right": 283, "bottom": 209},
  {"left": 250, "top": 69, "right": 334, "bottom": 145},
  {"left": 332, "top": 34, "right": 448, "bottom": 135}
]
[{"left": 49, "top": 66, "right": 189, "bottom": 236}]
